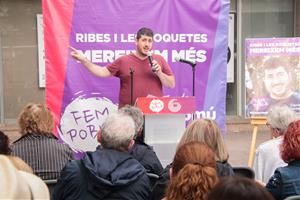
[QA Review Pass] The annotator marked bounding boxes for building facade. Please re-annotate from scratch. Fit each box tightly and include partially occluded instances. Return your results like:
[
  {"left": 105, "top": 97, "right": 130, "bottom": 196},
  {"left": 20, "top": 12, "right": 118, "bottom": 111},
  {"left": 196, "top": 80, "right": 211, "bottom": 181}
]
[{"left": 0, "top": 0, "right": 299, "bottom": 123}]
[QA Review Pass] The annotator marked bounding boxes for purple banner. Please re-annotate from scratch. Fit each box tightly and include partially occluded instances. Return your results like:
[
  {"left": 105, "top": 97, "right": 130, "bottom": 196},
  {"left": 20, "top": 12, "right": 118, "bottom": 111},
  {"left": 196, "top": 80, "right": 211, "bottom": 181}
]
[{"left": 53, "top": 0, "right": 230, "bottom": 152}]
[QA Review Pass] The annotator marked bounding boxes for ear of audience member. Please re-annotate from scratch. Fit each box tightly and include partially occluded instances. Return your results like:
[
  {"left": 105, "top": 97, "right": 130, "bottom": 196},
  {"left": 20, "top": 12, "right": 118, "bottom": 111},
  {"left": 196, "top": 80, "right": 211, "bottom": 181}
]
[
  {"left": 0, "top": 130, "right": 11, "bottom": 155},
  {"left": 119, "top": 105, "right": 163, "bottom": 175},
  {"left": 253, "top": 105, "right": 298, "bottom": 183},
  {"left": 266, "top": 119, "right": 300, "bottom": 200},
  {"left": 164, "top": 141, "right": 219, "bottom": 200},
  {"left": 208, "top": 176, "right": 274, "bottom": 200},
  {"left": 11, "top": 103, "right": 74, "bottom": 180},
  {"left": 0, "top": 155, "right": 50, "bottom": 199}
]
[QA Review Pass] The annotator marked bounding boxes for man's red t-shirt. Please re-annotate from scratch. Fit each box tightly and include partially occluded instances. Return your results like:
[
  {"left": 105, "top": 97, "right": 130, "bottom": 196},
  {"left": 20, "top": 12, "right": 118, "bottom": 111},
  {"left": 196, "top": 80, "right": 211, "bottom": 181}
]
[{"left": 106, "top": 53, "right": 173, "bottom": 108}]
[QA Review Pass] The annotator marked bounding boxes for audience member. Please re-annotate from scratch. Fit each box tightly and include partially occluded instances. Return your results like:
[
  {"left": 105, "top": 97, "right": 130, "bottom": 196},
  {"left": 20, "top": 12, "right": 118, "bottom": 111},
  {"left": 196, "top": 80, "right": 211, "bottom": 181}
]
[
  {"left": 208, "top": 176, "right": 274, "bottom": 200},
  {"left": 119, "top": 105, "right": 163, "bottom": 175},
  {"left": 53, "top": 113, "right": 151, "bottom": 200},
  {"left": 253, "top": 105, "right": 298, "bottom": 183},
  {"left": 0, "top": 155, "right": 50, "bottom": 199},
  {"left": 178, "top": 118, "right": 234, "bottom": 176},
  {"left": 0, "top": 130, "right": 11, "bottom": 154},
  {"left": 0, "top": 130, "right": 33, "bottom": 173},
  {"left": 11, "top": 103, "right": 74, "bottom": 180},
  {"left": 151, "top": 118, "right": 233, "bottom": 200},
  {"left": 266, "top": 119, "right": 300, "bottom": 200},
  {"left": 163, "top": 141, "right": 218, "bottom": 200}
]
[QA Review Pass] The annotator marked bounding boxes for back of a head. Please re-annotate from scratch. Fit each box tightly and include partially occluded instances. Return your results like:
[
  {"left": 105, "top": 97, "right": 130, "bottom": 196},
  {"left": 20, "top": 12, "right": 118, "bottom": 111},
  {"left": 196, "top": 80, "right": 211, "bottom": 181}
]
[
  {"left": 100, "top": 113, "right": 135, "bottom": 150},
  {"left": 118, "top": 105, "right": 144, "bottom": 134},
  {"left": 267, "top": 105, "right": 298, "bottom": 134},
  {"left": 166, "top": 141, "right": 218, "bottom": 200},
  {"left": 281, "top": 119, "right": 300, "bottom": 163},
  {"left": 18, "top": 103, "right": 54, "bottom": 135},
  {"left": 0, "top": 155, "right": 49, "bottom": 199},
  {"left": 0, "top": 130, "right": 11, "bottom": 155},
  {"left": 178, "top": 119, "right": 229, "bottom": 162},
  {"left": 208, "top": 176, "right": 274, "bottom": 200}
]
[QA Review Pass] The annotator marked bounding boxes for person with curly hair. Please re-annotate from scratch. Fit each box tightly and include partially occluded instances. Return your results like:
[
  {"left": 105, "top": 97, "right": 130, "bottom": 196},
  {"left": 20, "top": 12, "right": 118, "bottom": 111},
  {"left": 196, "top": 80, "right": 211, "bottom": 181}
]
[
  {"left": 151, "top": 119, "right": 233, "bottom": 200},
  {"left": 11, "top": 103, "right": 74, "bottom": 180},
  {"left": 266, "top": 119, "right": 300, "bottom": 200},
  {"left": 163, "top": 141, "right": 219, "bottom": 200}
]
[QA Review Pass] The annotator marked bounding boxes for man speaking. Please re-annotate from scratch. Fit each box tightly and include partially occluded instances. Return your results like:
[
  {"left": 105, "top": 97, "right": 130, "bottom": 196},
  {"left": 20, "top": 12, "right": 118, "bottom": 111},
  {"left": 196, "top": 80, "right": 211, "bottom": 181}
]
[{"left": 70, "top": 27, "right": 175, "bottom": 108}]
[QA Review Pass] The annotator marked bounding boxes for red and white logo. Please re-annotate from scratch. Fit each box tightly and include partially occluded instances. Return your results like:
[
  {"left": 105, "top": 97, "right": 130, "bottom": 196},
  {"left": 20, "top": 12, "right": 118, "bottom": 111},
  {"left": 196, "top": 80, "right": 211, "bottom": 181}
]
[{"left": 149, "top": 99, "right": 164, "bottom": 113}]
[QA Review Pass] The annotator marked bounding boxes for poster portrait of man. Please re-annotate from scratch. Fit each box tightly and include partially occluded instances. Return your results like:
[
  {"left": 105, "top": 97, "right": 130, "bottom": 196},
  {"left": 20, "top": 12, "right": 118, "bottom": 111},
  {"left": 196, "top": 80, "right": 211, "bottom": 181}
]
[{"left": 245, "top": 38, "right": 300, "bottom": 117}]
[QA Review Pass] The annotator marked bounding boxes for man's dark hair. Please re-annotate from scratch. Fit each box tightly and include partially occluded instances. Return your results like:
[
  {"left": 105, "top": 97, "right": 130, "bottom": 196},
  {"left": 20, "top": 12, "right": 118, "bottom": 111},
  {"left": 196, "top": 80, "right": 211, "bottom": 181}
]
[
  {"left": 136, "top": 27, "right": 154, "bottom": 39},
  {"left": 0, "top": 131, "right": 11, "bottom": 155},
  {"left": 263, "top": 57, "right": 290, "bottom": 72},
  {"left": 208, "top": 177, "right": 274, "bottom": 200}
]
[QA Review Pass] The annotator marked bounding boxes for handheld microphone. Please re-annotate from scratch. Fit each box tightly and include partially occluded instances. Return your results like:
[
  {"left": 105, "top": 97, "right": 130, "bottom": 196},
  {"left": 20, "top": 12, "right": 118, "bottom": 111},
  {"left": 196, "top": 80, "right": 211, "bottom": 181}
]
[
  {"left": 147, "top": 52, "right": 156, "bottom": 72},
  {"left": 175, "top": 56, "right": 196, "bottom": 66}
]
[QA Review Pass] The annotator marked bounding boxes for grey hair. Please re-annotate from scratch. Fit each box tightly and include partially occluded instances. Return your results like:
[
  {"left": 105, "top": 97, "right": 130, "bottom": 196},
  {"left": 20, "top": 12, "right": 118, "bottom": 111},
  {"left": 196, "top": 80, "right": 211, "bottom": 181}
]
[
  {"left": 267, "top": 105, "right": 299, "bottom": 134},
  {"left": 119, "top": 105, "right": 144, "bottom": 134},
  {"left": 100, "top": 113, "right": 135, "bottom": 150}
]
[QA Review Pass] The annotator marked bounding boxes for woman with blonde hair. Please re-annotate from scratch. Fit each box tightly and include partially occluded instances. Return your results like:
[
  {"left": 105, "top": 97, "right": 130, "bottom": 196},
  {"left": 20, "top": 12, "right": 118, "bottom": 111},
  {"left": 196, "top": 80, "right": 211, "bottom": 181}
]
[
  {"left": 178, "top": 118, "right": 234, "bottom": 176},
  {"left": 151, "top": 119, "right": 233, "bottom": 200},
  {"left": 163, "top": 141, "right": 219, "bottom": 200},
  {"left": 11, "top": 103, "right": 74, "bottom": 180}
]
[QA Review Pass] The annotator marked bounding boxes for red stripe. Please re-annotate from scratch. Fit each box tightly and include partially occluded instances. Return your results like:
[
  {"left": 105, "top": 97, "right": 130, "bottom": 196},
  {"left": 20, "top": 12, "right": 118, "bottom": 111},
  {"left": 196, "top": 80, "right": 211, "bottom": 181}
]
[{"left": 43, "top": 0, "right": 74, "bottom": 135}]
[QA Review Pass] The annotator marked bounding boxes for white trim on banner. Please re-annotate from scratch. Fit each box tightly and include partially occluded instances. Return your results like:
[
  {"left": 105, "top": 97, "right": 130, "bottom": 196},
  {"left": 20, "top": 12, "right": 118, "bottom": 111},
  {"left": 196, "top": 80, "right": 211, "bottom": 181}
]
[
  {"left": 37, "top": 14, "right": 45, "bottom": 88},
  {"left": 227, "top": 13, "right": 235, "bottom": 83},
  {"left": 0, "top": 32, "right": 4, "bottom": 123}
]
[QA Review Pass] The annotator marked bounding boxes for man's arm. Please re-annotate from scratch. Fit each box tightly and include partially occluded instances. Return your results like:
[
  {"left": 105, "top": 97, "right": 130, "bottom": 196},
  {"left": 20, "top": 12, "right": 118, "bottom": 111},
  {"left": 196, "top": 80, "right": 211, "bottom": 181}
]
[
  {"left": 70, "top": 46, "right": 111, "bottom": 77},
  {"left": 152, "top": 60, "right": 175, "bottom": 88}
]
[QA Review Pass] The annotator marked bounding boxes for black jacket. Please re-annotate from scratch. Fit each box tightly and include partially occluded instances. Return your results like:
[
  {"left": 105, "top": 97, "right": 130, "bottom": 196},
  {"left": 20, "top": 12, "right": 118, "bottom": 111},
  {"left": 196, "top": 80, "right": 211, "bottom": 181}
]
[
  {"left": 130, "top": 140, "right": 163, "bottom": 175},
  {"left": 53, "top": 148, "right": 151, "bottom": 200}
]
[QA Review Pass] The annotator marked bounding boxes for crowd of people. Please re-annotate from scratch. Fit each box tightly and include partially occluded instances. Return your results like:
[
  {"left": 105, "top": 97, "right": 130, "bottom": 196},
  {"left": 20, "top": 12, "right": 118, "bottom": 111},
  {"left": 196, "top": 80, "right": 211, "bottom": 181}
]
[
  {"left": 1, "top": 28, "right": 300, "bottom": 198},
  {"left": 2, "top": 103, "right": 300, "bottom": 199}
]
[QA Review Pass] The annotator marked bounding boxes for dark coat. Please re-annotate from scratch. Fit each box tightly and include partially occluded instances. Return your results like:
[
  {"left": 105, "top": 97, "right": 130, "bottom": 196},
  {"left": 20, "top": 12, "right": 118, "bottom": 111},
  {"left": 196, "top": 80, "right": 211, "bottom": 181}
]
[
  {"left": 216, "top": 161, "right": 235, "bottom": 177},
  {"left": 53, "top": 148, "right": 151, "bottom": 200},
  {"left": 266, "top": 160, "right": 300, "bottom": 200},
  {"left": 130, "top": 140, "right": 163, "bottom": 175}
]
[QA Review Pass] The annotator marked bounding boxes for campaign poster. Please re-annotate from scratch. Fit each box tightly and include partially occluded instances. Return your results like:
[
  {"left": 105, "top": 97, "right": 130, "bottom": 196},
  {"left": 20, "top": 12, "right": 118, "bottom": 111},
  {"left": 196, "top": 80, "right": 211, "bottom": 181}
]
[{"left": 245, "top": 38, "right": 300, "bottom": 117}]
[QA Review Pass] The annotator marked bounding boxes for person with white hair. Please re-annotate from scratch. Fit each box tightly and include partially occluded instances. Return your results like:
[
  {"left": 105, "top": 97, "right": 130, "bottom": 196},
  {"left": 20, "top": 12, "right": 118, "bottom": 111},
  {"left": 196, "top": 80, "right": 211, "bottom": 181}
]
[
  {"left": 119, "top": 105, "right": 163, "bottom": 175},
  {"left": 253, "top": 105, "right": 299, "bottom": 183},
  {"left": 53, "top": 113, "right": 151, "bottom": 200}
]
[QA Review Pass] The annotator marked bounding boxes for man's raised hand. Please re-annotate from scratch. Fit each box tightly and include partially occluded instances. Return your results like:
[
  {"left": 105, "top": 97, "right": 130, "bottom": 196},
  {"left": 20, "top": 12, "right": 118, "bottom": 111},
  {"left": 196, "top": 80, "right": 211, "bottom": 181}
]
[{"left": 69, "top": 46, "right": 86, "bottom": 63}]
